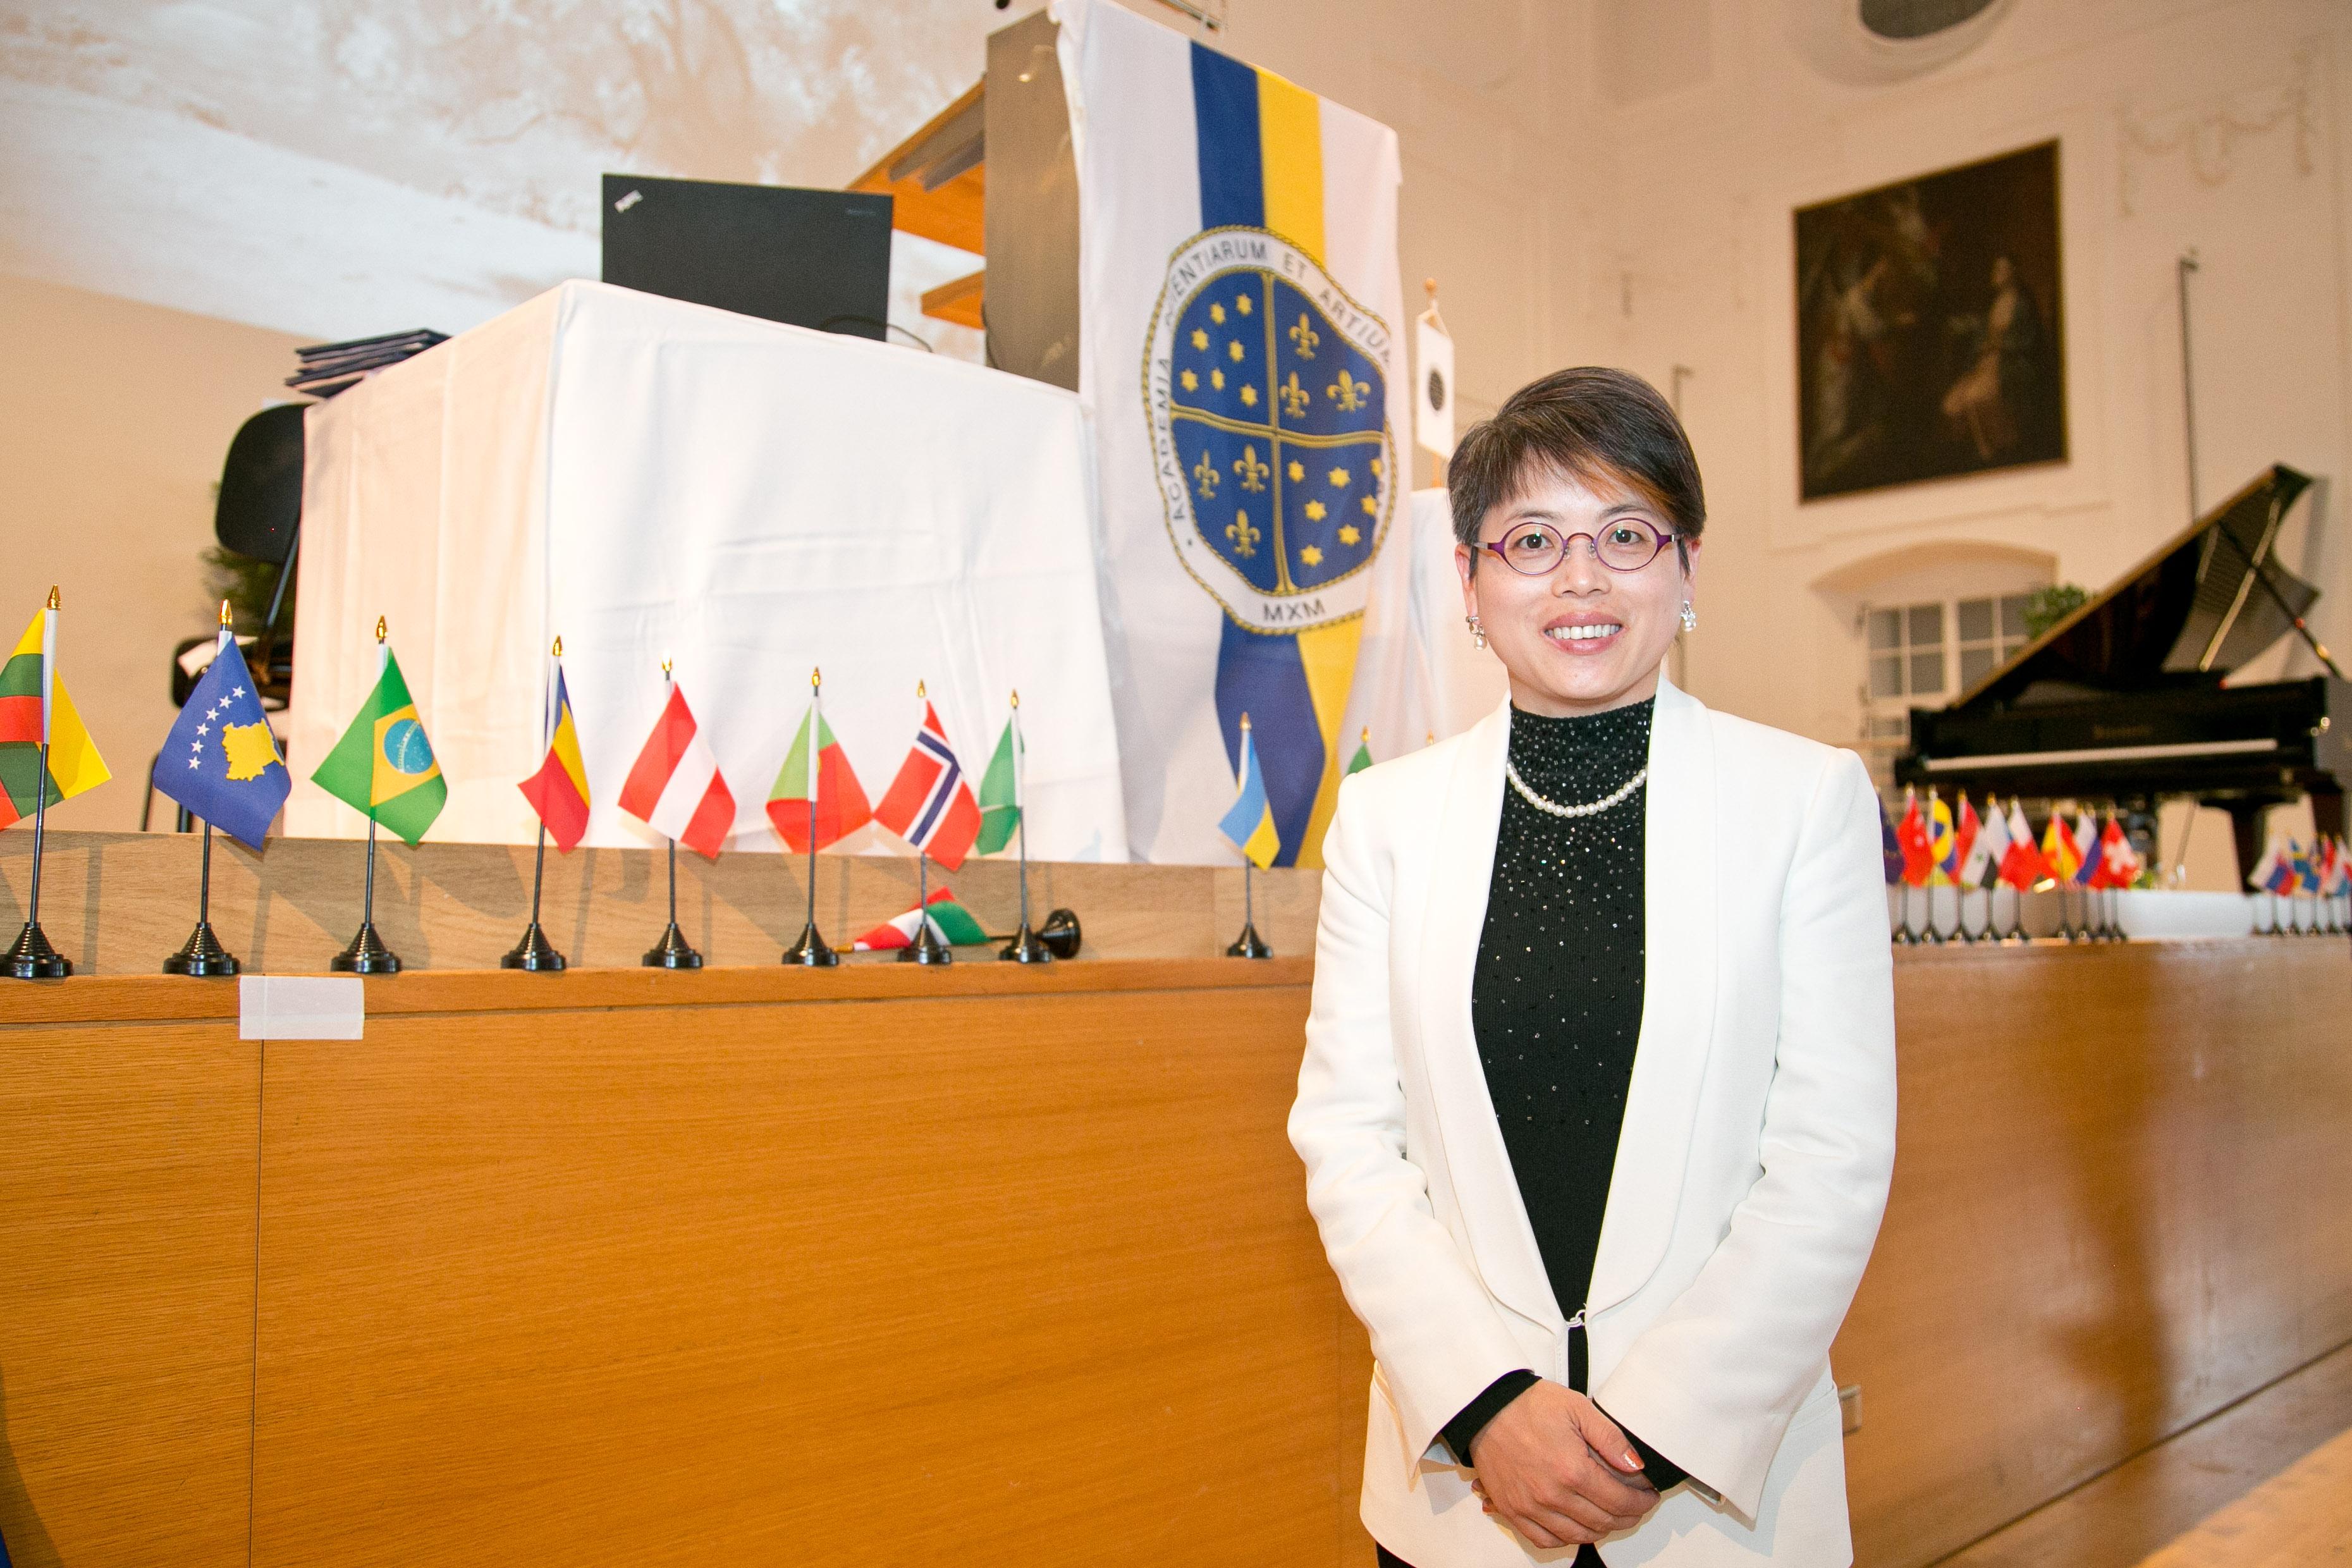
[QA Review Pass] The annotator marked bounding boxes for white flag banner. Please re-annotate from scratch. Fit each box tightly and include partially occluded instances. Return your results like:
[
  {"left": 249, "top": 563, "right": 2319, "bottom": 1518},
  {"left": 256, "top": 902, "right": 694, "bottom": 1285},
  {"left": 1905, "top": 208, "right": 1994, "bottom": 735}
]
[
  {"left": 1056, "top": 0, "right": 1404, "bottom": 866},
  {"left": 1415, "top": 315, "right": 1455, "bottom": 459}
]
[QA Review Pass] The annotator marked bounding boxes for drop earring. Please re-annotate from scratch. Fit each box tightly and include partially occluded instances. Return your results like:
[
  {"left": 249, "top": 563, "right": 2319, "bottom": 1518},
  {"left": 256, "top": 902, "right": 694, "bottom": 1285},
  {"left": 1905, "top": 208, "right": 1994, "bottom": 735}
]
[
  {"left": 1466, "top": 613, "right": 1486, "bottom": 650},
  {"left": 1679, "top": 600, "right": 1698, "bottom": 634}
]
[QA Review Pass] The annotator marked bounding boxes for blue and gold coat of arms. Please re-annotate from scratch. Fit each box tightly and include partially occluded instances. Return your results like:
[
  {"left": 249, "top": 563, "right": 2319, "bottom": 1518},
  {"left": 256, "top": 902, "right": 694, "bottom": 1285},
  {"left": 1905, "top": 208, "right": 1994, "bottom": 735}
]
[{"left": 1146, "top": 228, "right": 1394, "bottom": 634}]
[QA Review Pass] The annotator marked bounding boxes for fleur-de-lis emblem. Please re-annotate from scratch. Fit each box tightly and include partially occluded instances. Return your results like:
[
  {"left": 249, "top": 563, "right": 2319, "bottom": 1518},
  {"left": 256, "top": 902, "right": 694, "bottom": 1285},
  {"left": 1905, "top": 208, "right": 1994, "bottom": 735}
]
[
  {"left": 1191, "top": 450, "right": 1220, "bottom": 499},
  {"left": 1328, "top": 369, "right": 1369, "bottom": 413},
  {"left": 1278, "top": 372, "right": 1311, "bottom": 418},
  {"left": 1233, "top": 444, "right": 1270, "bottom": 493},
  {"left": 1226, "top": 509, "right": 1263, "bottom": 558},
  {"left": 1289, "top": 312, "right": 1320, "bottom": 359}
]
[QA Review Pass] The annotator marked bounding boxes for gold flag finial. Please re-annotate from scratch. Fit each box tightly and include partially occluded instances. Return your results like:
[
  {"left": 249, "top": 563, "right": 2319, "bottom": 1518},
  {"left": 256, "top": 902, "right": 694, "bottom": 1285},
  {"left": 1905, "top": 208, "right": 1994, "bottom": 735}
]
[
  {"left": 219, "top": 598, "right": 234, "bottom": 628},
  {"left": 1425, "top": 731, "right": 1435, "bottom": 747},
  {"left": 811, "top": 666, "right": 821, "bottom": 690},
  {"left": 551, "top": 635, "right": 563, "bottom": 658},
  {"left": 661, "top": 658, "right": 673, "bottom": 680},
  {"left": 1360, "top": 725, "right": 1369, "bottom": 744},
  {"left": 1239, "top": 711, "right": 1253, "bottom": 732},
  {"left": 917, "top": 678, "right": 926, "bottom": 700},
  {"left": 374, "top": 615, "right": 387, "bottom": 642},
  {"left": 1010, "top": 689, "right": 1020, "bottom": 709},
  {"left": 46, "top": 586, "right": 60, "bottom": 610},
  {"left": 1424, "top": 276, "right": 1438, "bottom": 301}
]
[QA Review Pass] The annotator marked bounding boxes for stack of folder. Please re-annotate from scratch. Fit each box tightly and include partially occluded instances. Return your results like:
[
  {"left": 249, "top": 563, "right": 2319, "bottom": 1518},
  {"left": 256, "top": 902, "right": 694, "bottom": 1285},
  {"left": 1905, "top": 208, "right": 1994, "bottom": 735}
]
[{"left": 286, "top": 329, "right": 448, "bottom": 397}]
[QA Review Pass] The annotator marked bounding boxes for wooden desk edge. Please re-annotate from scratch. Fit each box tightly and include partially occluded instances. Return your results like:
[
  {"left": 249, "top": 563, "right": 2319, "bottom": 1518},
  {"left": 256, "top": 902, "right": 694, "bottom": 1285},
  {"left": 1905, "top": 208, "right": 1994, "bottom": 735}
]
[{"left": 0, "top": 955, "right": 1317, "bottom": 1026}]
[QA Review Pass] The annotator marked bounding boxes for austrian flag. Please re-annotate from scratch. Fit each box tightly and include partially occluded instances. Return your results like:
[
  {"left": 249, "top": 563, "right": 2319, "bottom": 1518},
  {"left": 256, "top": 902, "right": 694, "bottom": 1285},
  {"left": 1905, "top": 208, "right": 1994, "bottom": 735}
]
[
  {"left": 618, "top": 683, "right": 736, "bottom": 857},
  {"left": 875, "top": 699, "right": 981, "bottom": 869}
]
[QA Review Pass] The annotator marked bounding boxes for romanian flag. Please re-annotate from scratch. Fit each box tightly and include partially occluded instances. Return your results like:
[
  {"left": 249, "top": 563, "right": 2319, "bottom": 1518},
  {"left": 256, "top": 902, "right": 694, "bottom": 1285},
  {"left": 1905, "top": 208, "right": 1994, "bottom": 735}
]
[
  {"left": 310, "top": 642, "right": 446, "bottom": 847},
  {"left": 1061, "top": 0, "right": 1404, "bottom": 867},
  {"left": 0, "top": 603, "right": 109, "bottom": 830},
  {"left": 518, "top": 663, "right": 591, "bottom": 853},
  {"left": 1218, "top": 714, "right": 1280, "bottom": 869},
  {"left": 766, "top": 691, "right": 871, "bottom": 853}
]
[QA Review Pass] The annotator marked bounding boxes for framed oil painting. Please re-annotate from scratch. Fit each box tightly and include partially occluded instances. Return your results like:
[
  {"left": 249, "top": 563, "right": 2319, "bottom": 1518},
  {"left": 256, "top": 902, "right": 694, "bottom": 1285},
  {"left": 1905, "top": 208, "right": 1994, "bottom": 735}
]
[{"left": 1795, "top": 140, "right": 2066, "bottom": 501}]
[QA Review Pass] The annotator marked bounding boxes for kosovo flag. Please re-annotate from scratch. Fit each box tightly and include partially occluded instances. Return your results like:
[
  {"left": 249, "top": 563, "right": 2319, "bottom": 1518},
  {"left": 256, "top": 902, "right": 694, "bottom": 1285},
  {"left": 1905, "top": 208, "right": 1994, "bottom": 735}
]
[{"left": 152, "top": 638, "right": 289, "bottom": 848}]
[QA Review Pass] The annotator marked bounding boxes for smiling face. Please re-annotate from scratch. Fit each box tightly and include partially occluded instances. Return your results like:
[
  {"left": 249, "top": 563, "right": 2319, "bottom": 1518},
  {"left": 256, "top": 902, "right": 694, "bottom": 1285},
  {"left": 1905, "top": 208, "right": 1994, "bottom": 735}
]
[{"left": 1455, "top": 464, "right": 1698, "bottom": 718}]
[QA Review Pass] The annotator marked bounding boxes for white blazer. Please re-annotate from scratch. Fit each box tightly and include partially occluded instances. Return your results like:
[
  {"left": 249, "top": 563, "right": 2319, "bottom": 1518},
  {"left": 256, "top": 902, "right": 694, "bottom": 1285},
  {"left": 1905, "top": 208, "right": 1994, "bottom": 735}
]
[{"left": 1289, "top": 675, "right": 1896, "bottom": 1566}]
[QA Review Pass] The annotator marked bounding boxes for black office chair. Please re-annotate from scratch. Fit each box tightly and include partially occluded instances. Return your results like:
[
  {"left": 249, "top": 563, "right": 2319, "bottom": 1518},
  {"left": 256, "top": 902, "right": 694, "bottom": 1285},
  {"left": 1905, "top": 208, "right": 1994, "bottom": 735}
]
[{"left": 144, "top": 404, "right": 305, "bottom": 830}]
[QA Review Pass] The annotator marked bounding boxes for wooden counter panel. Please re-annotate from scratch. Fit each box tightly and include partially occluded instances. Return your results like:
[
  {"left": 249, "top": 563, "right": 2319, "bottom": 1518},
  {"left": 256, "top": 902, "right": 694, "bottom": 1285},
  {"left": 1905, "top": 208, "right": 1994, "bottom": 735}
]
[
  {"left": 248, "top": 978, "right": 1342, "bottom": 1567},
  {"left": 1836, "top": 941, "right": 2352, "bottom": 1568},
  {"left": 0, "top": 1023, "right": 257, "bottom": 1568}
]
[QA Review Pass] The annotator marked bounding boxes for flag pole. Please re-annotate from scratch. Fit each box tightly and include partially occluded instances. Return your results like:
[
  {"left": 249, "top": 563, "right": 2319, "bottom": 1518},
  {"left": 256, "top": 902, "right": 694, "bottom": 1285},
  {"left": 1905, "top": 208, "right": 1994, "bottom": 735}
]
[
  {"left": 643, "top": 658, "right": 702, "bottom": 969},
  {"left": 1225, "top": 713, "right": 1271, "bottom": 959},
  {"left": 165, "top": 599, "right": 242, "bottom": 976},
  {"left": 332, "top": 616, "right": 401, "bottom": 973},
  {"left": 901, "top": 680, "right": 952, "bottom": 967},
  {"left": 1000, "top": 688, "right": 1051, "bottom": 964},
  {"left": 503, "top": 635, "right": 567, "bottom": 971},
  {"left": 783, "top": 666, "right": 840, "bottom": 967},
  {"left": 5, "top": 587, "right": 70, "bottom": 979}
]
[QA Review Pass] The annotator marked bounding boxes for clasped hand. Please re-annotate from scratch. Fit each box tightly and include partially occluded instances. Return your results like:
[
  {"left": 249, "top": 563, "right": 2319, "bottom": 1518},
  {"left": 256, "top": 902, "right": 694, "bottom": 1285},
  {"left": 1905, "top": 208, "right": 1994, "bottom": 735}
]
[{"left": 1466, "top": 1380, "right": 1659, "bottom": 1549}]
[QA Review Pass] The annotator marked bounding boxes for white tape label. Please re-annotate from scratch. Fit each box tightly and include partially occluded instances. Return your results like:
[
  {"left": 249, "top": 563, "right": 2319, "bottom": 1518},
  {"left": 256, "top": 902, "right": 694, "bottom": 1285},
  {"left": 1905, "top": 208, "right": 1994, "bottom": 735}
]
[{"left": 238, "top": 976, "right": 365, "bottom": 1041}]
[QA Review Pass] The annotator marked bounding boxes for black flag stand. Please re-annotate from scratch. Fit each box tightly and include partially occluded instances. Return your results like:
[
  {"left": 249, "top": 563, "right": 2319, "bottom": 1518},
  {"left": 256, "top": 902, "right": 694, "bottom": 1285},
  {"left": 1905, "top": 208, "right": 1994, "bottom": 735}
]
[
  {"left": 4, "top": 738, "right": 67, "bottom": 979},
  {"left": 783, "top": 668, "right": 838, "bottom": 967},
  {"left": 504, "top": 638, "right": 569, "bottom": 972},
  {"left": 331, "top": 618, "right": 401, "bottom": 974},
  {"left": 164, "top": 823, "right": 240, "bottom": 976},
  {"left": 643, "top": 837, "right": 702, "bottom": 968},
  {"left": 1000, "top": 692, "right": 1051, "bottom": 964},
  {"left": 900, "top": 848, "right": 952, "bottom": 965},
  {"left": 1226, "top": 857, "right": 1271, "bottom": 959}
]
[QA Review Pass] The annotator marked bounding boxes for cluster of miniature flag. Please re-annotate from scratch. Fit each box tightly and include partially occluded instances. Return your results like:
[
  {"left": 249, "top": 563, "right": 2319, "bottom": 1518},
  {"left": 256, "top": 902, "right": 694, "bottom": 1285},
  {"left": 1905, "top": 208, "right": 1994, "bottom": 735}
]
[
  {"left": 1879, "top": 786, "right": 2143, "bottom": 896},
  {"left": 2, "top": 596, "right": 1037, "bottom": 953}
]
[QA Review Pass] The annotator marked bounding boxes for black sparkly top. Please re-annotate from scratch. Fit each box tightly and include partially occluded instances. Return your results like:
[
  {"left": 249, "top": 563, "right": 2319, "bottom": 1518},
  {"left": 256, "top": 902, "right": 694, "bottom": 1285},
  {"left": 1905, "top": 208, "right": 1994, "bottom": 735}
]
[{"left": 1473, "top": 697, "right": 1652, "bottom": 1325}]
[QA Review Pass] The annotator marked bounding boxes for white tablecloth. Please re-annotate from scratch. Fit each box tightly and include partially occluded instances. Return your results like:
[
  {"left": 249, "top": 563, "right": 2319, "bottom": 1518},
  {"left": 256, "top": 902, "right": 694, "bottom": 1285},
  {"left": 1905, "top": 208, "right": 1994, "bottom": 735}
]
[{"left": 286, "top": 280, "right": 1129, "bottom": 859}]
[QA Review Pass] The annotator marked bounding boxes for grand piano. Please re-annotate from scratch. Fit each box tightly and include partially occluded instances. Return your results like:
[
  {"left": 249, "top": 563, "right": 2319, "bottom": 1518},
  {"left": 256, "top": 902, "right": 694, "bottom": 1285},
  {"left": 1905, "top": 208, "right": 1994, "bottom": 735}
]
[{"left": 1895, "top": 465, "right": 2348, "bottom": 882}]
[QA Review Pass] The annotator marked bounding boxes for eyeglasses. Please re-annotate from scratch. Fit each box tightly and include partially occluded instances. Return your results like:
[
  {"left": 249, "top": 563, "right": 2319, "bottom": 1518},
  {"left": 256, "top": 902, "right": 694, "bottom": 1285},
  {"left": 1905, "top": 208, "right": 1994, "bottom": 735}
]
[{"left": 1476, "top": 517, "right": 1682, "bottom": 576}]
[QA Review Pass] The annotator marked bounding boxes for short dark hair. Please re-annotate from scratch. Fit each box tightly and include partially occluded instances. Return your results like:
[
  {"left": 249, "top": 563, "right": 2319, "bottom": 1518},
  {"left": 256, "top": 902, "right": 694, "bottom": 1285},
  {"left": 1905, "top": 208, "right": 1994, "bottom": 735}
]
[{"left": 1449, "top": 367, "right": 1706, "bottom": 553}]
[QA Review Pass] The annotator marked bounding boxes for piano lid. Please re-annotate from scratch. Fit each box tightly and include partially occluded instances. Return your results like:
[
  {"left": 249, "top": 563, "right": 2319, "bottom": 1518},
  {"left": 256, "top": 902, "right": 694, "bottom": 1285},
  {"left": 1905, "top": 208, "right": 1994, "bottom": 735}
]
[{"left": 1946, "top": 464, "right": 2320, "bottom": 709}]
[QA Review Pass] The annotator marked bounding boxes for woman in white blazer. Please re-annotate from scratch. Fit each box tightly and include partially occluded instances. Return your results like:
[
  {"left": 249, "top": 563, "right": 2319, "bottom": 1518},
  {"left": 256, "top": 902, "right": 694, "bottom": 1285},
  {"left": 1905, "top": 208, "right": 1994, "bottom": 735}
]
[{"left": 1290, "top": 369, "right": 1896, "bottom": 1566}]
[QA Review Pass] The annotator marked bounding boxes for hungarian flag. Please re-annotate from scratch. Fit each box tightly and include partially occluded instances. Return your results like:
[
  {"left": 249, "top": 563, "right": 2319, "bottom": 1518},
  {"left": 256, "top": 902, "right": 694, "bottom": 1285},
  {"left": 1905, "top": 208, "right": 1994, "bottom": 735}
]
[
  {"left": 619, "top": 682, "right": 735, "bottom": 858},
  {"left": 1346, "top": 729, "right": 1374, "bottom": 777},
  {"left": 1, "top": 602, "right": 109, "bottom": 830},
  {"left": 1960, "top": 794, "right": 2004, "bottom": 889},
  {"left": 1999, "top": 800, "right": 2045, "bottom": 890},
  {"left": 974, "top": 709, "right": 1021, "bottom": 857},
  {"left": 851, "top": 888, "right": 989, "bottom": 951},
  {"left": 874, "top": 699, "right": 981, "bottom": 869},
  {"left": 766, "top": 695, "right": 871, "bottom": 852},
  {"left": 1894, "top": 788, "right": 1932, "bottom": 888},
  {"left": 310, "top": 644, "right": 445, "bottom": 847},
  {"left": 518, "top": 663, "right": 591, "bottom": 853}
]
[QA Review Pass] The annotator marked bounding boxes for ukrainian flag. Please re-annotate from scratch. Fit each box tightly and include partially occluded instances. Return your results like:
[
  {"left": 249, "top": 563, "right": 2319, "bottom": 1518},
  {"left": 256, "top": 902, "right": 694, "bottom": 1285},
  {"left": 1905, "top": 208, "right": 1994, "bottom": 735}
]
[
  {"left": 1060, "top": 0, "right": 1404, "bottom": 868},
  {"left": 1218, "top": 716, "right": 1280, "bottom": 869}
]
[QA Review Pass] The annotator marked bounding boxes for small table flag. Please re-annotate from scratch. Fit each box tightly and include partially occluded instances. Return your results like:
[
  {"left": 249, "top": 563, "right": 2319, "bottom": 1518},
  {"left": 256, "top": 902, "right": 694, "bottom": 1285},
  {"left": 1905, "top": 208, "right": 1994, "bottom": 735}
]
[
  {"left": 0, "top": 601, "right": 109, "bottom": 830},
  {"left": 310, "top": 642, "right": 446, "bottom": 847},
  {"left": 154, "top": 638, "right": 288, "bottom": 848},
  {"left": 518, "top": 663, "right": 591, "bottom": 852}
]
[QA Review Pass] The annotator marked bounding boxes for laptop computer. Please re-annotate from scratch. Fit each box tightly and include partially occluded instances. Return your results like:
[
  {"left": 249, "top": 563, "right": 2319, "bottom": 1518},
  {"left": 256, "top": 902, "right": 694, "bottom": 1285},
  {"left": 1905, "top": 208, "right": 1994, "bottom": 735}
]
[{"left": 601, "top": 174, "right": 895, "bottom": 340}]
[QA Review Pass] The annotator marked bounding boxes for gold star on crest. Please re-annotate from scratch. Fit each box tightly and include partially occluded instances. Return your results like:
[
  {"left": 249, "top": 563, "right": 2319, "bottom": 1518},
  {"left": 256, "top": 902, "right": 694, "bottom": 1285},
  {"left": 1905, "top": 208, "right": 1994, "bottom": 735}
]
[
  {"left": 1211, "top": 367, "right": 1225, "bottom": 390},
  {"left": 1227, "top": 340, "right": 1245, "bottom": 362},
  {"left": 1338, "top": 524, "right": 1363, "bottom": 546},
  {"left": 1235, "top": 293, "right": 1253, "bottom": 315},
  {"left": 1304, "top": 499, "right": 1327, "bottom": 521},
  {"left": 1191, "top": 328, "right": 1209, "bottom": 351},
  {"left": 1371, "top": 456, "right": 1384, "bottom": 477},
  {"left": 1361, "top": 494, "right": 1378, "bottom": 515},
  {"left": 1209, "top": 302, "right": 1226, "bottom": 324},
  {"left": 1328, "top": 467, "right": 1351, "bottom": 487},
  {"left": 1180, "top": 369, "right": 1198, "bottom": 392},
  {"left": 1239, "top": 384, "right": 1259, "bottom": 407},
  {"left": 1300, "top": 545, "right": 1325, "bottom": 567}
]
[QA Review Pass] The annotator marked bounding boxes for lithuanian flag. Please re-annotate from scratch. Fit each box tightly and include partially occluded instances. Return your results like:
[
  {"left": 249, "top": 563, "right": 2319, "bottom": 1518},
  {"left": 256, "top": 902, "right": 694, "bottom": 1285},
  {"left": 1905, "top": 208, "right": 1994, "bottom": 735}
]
[
  {"left": 311, "top": 646, "right": 446, "bottom": 846},
  {"left": 0, "top": 604, "right": 109, "bottom": 830}
]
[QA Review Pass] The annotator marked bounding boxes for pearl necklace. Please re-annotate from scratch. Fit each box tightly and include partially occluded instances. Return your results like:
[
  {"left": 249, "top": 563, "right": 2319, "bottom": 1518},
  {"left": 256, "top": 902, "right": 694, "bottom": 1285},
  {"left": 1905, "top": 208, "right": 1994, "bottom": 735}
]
[{"left": 1503, "top": 756, "right": 1648, "bottom": 819}]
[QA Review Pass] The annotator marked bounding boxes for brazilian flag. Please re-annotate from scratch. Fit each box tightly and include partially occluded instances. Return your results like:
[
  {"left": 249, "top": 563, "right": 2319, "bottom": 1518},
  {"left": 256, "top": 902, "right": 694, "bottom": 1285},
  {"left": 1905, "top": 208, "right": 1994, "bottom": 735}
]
[{"left": 310, "top": 648, "right": 446, "bottom": 846}]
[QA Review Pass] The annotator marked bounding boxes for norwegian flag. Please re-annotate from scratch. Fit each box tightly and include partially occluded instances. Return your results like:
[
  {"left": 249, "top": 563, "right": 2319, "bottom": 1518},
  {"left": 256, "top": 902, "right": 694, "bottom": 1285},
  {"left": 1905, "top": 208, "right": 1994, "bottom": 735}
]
[
  {"left": 618, "top": 682, "right": 737, "bottom": 858},
  {"left": 874, "top": 699, "right": 981, "bottom": 869}
]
